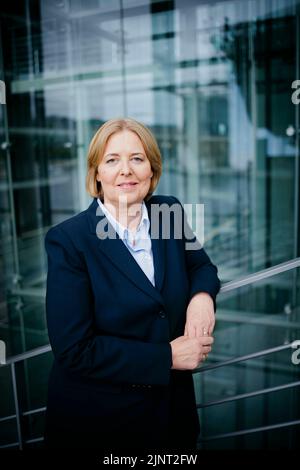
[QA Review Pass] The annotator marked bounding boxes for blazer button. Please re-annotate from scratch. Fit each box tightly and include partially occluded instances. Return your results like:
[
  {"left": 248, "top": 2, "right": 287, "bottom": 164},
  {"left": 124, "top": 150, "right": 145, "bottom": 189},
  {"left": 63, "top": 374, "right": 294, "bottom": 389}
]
[{"left": 159, "top": 310, "right": 166, "bottom": 318}]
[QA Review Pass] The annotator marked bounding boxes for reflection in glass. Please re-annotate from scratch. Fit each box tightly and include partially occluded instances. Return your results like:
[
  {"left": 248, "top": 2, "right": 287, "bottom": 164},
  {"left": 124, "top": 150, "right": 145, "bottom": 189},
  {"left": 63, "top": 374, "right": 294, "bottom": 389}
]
[{"left": 0, "top": 0, "right": 299, "bottom": 449}]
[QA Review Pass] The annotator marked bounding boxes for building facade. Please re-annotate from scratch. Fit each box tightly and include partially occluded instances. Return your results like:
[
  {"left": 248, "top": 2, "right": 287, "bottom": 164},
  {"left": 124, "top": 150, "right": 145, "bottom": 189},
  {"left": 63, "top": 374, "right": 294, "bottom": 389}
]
[{"left": 0, "top": 0, "right": 299, "bottom": 449}]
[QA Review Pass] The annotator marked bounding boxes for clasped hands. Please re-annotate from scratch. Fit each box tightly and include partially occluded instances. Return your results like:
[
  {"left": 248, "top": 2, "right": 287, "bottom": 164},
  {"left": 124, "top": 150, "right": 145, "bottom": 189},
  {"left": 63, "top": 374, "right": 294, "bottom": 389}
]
[{"left": 170, "top": 292, "right": 215, "bottom": 371}]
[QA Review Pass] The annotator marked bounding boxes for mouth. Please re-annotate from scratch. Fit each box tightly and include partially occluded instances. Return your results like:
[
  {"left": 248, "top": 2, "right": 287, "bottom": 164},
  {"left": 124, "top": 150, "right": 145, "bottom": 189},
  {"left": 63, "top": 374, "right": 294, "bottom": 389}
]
[{"left": 117, "top": 182, "right": 138, "bottom": 188}]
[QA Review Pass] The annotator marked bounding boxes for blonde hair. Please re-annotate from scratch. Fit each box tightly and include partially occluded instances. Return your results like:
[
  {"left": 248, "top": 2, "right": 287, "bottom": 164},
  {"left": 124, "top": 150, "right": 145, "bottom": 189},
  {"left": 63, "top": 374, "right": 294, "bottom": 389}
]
[{"left": 86, "top": 117, "right": 162, "bottom": 201}]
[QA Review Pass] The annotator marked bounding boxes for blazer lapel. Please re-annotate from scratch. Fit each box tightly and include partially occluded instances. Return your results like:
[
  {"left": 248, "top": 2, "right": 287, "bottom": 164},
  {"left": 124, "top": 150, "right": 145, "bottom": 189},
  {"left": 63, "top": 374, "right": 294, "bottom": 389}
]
[
  {"left": 145, "top": 198, "right": 166, "bottom": 292},
  {"left": 86, "top": 198, "right": 166, "bottom": 305}
]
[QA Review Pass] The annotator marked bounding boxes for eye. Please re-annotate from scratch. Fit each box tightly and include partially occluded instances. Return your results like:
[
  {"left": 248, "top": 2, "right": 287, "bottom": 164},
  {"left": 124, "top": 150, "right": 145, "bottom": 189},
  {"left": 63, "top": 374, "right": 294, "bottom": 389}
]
[
  {"left": 132, "top": 157, "right": 143, "bottom": 162},
  {"left": 106, "top": 158, "right": 116, "bottom": 164}
]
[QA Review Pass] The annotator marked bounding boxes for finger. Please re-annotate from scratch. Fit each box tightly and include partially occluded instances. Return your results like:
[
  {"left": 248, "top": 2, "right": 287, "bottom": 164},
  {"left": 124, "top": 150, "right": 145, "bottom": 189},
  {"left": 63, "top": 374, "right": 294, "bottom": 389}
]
[
  {"left": 202, "top": 327, "right": 209, "bottom": 337},
  {"left": 209, "top": 321, "right": 215, "bottom": 335},
  {"left": 199, "top": 335, "right": 214, "bottom": 345},
  {"left": 187, "top": 323, "right": 196, "bottom": 338},
  {"left": 195, "top": 323, "right": 204, "bottom": 338},
  {"left": 199, "top": 353, "right": 207, "bottom": 363}
]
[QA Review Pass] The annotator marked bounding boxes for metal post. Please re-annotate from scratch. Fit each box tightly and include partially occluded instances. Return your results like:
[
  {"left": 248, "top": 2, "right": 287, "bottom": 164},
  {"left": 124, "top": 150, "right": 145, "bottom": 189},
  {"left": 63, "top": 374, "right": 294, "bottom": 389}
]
[{"left": 10, "top": 363, "right": 23, "bottom": 450}]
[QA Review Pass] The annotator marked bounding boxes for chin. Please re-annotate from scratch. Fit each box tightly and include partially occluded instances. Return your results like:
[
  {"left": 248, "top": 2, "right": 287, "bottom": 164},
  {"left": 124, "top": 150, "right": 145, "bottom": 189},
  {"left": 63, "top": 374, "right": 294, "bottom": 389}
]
[
  {"left": 119, "top": 195, "right": 144, "bottom": 206},
  {"left": 120, "top": 194, "right": 141, "bottom": 203}
]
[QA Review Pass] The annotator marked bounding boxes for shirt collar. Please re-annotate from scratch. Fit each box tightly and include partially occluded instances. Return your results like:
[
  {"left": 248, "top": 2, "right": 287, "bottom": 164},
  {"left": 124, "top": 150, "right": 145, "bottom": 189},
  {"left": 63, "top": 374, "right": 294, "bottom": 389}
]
[{"left": 97, "top": 197, "right": 150, "bottom": 240}]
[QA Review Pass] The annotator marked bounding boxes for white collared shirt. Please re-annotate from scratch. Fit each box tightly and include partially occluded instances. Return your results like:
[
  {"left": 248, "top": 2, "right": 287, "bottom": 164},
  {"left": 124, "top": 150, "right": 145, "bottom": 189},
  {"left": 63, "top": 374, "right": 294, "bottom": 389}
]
[{"left": 97, "top": 198, "right": 155, "bottom": 286}]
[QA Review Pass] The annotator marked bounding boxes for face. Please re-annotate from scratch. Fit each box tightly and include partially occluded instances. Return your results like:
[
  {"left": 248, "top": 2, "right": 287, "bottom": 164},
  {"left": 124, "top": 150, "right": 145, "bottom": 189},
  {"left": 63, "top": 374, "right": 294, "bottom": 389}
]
[{"left": 96, "top": 130, "right": 153, "bottom": 208}]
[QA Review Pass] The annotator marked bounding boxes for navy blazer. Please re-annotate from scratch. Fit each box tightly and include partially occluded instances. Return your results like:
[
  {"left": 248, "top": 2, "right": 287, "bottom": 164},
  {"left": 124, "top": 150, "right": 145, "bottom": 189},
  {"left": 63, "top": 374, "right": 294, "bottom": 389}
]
[{"left": 44, "top": 194, "right": 220, "bottom": 449}]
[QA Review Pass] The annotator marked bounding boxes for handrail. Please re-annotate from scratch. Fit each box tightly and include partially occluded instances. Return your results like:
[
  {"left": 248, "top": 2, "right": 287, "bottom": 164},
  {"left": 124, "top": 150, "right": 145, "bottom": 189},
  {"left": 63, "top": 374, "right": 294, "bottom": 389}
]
[
  {"left": 0, "top": 257, "right": 299, "bottom": 449},
  {"left": 5, "top": 344, "right": 51, "bottom": 365},
  {"left": 0, "top": 414, "right": 16, "bottom": 423},
  {"left": 220, "top": 257, "right": 300, "bottom": 293},
  {"left": 197, "top": 381, "right": 300, "bottom": 409},
  {"left": 199, "top": 420, "right": 300, "bottom": 442},
  {"left": 0, "top": 340, "right": 297, "bottom": 449},
  {"left": 22, "top": 407, "right": 46, "bottom": 417},
  {"left": 194, "top": 343, "right": 293, "bottom": 373},
  {"left": 0, "top": 442, "right": 19, "bottom": 449},
  {"left": 14, "top": 257, "right": 299, "bottom": 299},
  {"left": 2, "top": 257, "right": 299, "bottom": 366}
]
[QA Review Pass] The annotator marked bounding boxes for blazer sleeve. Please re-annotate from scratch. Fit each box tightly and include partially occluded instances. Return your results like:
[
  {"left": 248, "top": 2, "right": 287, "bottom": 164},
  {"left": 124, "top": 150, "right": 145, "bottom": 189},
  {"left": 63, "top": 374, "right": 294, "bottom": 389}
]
[
  {"left": 45, "top": 226, "right": 173, "bottom": 386},
  {"left": 171, "top": 196, "right": 221, "bottom": 311}
]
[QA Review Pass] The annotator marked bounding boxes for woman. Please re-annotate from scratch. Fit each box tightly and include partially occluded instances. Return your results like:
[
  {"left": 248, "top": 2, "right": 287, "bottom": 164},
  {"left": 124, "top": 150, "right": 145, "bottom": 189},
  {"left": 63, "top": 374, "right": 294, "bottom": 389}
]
[{"left": 44, "top": 117, "right": 220, "bottom": 450}]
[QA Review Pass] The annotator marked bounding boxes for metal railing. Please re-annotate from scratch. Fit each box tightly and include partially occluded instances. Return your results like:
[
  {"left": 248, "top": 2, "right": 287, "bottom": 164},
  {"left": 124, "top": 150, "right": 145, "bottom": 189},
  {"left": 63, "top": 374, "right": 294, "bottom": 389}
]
[
  {"left": 196, "top": 343, "right": 300, "bottom": 444},
  {"left": 0, "top": 257, "right": 300, "bottom": 449}
]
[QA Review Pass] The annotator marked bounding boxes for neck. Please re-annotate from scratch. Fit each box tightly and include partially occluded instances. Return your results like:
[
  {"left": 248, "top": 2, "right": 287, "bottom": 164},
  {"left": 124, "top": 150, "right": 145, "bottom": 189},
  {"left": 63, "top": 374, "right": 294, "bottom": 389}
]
[{"left": 103, "top": 199, "right": 143, "bottom": 231}]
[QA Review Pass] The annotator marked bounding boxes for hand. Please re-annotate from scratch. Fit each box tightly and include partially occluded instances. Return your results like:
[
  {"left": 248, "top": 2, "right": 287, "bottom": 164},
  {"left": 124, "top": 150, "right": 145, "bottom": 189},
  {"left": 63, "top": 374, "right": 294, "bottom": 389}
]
[
  {"left": 184, "top": 292, "right": 215, "bottom": 339},
  {"left": 170, "top": 335, "right": 214, "bottom": 370}
]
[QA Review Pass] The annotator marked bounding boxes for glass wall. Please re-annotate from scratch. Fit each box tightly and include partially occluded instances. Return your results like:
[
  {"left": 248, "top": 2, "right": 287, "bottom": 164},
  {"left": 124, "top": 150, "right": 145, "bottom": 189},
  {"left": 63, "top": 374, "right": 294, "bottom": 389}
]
[
  {"left": 194, "top": 265, "right": 300, "bottom": 449},
  {"left": 0, "top": 0, "right": 299, "bottom": 449}
]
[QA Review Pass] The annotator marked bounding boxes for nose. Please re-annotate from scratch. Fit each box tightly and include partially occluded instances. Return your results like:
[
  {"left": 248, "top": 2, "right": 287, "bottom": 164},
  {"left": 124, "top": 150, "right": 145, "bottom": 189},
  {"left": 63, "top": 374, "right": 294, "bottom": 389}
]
[{"left": 120, "top": 158, "right": 132, "bottom": 175}]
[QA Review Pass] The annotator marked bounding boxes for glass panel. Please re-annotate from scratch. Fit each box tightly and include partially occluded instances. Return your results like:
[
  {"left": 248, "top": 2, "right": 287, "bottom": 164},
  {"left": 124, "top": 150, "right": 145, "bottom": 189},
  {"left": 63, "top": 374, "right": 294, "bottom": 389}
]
[
  {"left": 6, "top": 296, "right": 47, "bottom": 355},
  {"left": 197, "top": 359, "right": 300, "bottom": 450},
  {"left": 0, "top": 365, "right": 15, "bottom": 419},
  {"left": 0, "top": 352, "right": 52, "bottom": 448},
  {"left": 193, "top": 265, "right": 300, "bottom": 449},
  {"left": 0, "top": 419, "right": 18, "bottom": 448},
  {"left": 23, "top": 412, "right": 45, "bottom": 444},
  {"left": 0, "top": 0, "right": 299, "bottom": 450},
  {"left": 0, "top": 0, "right": 299, "bottom": 351},
  {"left": 18, "top": 351, "right": 53, "bottom": 413},
  {"left": 215, "top": 265, "right": 300, "bottom": 355}
]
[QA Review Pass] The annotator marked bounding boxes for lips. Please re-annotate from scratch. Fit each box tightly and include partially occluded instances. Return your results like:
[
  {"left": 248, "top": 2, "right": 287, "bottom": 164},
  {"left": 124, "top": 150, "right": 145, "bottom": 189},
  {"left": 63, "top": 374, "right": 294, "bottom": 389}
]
[{"left": 117, "top": 182, "right": 138, "bottom": 188}]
